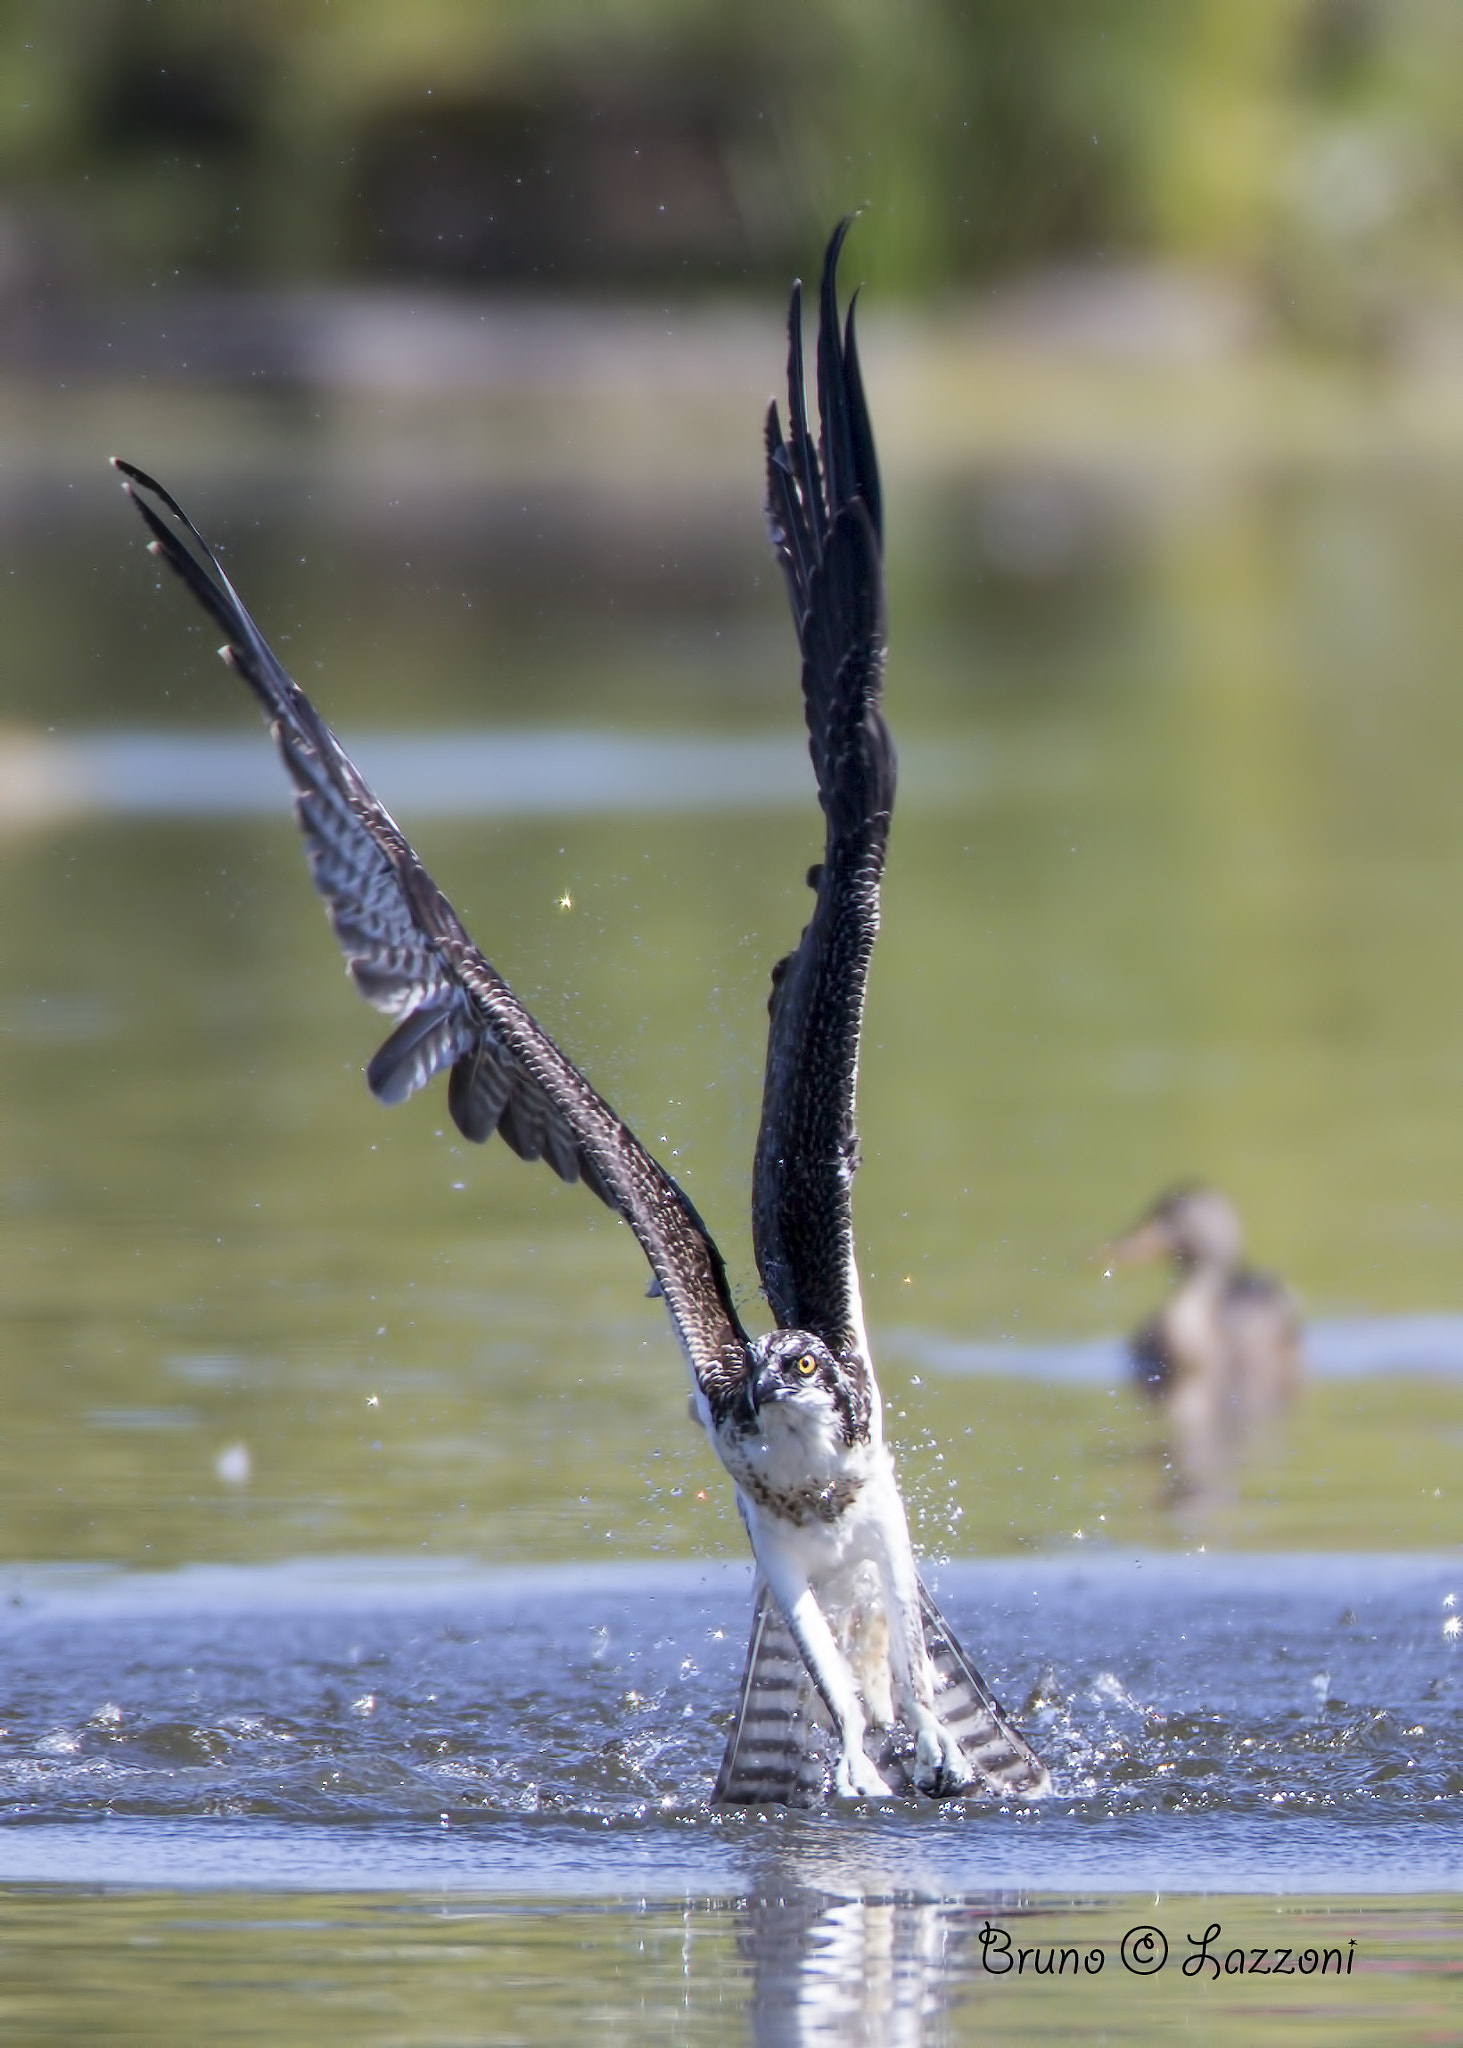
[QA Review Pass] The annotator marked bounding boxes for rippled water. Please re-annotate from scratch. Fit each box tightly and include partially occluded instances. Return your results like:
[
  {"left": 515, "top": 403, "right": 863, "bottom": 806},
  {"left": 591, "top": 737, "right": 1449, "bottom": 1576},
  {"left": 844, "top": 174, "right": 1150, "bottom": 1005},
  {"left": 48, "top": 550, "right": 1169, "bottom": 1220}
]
[
  {"left": 1, "top": 1553, "right": 1459, "bottom": 2039},
  {"left": 1, "top": 1552, "right": 1459, "bottom": 1889}
]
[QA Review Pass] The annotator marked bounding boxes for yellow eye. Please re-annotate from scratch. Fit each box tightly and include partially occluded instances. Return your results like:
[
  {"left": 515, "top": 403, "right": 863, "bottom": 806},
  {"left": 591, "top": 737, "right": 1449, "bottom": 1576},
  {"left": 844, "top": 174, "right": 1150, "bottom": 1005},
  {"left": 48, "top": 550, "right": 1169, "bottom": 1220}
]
[{"left": 796, "top": 1353, "right": 818, "bottom": 1378}]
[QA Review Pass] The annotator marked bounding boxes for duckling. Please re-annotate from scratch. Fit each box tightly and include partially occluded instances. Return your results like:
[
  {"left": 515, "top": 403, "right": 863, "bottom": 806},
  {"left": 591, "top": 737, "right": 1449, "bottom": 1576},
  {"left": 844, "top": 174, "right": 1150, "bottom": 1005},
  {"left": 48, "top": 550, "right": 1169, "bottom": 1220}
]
[{"left": 1109, "top": 1185, "right": 1304, "bottom": 1500}]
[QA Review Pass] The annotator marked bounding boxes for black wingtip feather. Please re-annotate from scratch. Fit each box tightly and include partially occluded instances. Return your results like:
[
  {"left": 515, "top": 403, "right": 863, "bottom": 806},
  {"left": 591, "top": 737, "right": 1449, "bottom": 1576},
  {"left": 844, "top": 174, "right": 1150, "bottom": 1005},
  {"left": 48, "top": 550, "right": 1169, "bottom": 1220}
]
[
  {"left": 765, "top": 219, "right": 882, "bottom": 623},
  {"left": 816, "top": 226, "right": 850, "bottom": 515},
  {"left": 840, "top": 293, "right": 882, "bottom": 548},
  {"left": 813, "top": 223, "right": 882, "bottom": 549},
  {"left": 114, "top": 456, "right": 297, "bottom": 732}
]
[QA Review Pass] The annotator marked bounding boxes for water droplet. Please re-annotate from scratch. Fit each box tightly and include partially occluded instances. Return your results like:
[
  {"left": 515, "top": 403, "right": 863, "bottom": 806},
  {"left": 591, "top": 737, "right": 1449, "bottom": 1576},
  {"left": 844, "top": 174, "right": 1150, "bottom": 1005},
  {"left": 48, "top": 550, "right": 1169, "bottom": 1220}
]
[{"left": 215, "top": 1442, "right": 251, "bottom": 1485}]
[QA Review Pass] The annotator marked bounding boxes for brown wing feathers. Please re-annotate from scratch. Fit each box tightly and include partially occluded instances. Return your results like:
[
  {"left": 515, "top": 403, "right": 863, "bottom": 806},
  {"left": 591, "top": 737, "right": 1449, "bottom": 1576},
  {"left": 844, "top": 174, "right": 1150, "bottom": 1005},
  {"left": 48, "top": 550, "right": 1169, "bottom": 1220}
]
[{"left": 113, "top": 457, "right": 748, "bottom": 1394}]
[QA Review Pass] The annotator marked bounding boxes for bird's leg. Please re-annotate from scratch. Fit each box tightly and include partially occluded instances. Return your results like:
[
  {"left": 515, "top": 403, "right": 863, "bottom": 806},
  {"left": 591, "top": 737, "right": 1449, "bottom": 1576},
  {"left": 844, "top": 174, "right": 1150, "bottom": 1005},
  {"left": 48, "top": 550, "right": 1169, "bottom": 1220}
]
[
  {"left": 844, "top": 1562, "right": 896, "bottom": 1726},
  {"left": 772, "top": 1575, "right": 892, "bottom": 1799},
  {"left": 878, "top": 1521, "right": 974, "bottom": 1798}
]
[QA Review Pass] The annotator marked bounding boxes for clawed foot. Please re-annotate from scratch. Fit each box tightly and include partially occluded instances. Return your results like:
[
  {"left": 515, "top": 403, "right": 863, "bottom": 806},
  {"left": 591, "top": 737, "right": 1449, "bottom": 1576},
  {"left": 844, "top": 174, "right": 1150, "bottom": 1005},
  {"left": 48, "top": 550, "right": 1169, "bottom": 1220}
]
[
  {"left": 912, "top": 1719, "right": 975, "bottom": 1800},
  {"left": 834, "top": 1748, "right": 893, "bottom": 1801}
]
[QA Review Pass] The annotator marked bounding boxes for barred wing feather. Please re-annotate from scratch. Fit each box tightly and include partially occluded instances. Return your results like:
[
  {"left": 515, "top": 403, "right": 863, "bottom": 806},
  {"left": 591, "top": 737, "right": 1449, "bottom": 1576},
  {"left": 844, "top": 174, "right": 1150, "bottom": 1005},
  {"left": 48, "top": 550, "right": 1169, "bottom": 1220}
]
[{"left": 113, "top": 458, "right": 747, "bottom": 1400}]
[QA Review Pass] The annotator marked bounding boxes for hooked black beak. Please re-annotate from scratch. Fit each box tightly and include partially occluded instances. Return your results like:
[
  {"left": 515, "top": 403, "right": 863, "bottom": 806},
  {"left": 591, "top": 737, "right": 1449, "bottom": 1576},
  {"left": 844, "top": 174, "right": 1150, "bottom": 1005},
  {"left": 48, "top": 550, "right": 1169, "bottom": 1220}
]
[{"left": 751, "top": 1363, "right": 789, "bottom": 1415}]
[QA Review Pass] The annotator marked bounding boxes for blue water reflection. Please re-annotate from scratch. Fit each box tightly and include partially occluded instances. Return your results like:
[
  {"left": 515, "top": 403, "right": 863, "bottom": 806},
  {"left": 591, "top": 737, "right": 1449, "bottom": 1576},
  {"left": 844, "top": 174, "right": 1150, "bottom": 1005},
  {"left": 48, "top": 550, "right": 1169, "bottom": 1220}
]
[
  {"left": 2, "top": 727, "right": 983, "bottom": 820},
  {"left": 898, "top": 1317, "right": 1463, "bottom": 1383}
]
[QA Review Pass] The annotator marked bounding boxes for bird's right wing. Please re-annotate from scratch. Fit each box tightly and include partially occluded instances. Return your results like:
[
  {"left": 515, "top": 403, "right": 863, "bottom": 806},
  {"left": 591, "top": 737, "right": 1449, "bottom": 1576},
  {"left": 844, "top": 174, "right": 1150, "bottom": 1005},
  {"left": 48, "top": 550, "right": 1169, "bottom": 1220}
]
[
  {"left": 752, "top": 220, "right": 893, "bottom": 1363},
  {"left": 113, "top": 459, "right": 750, "bottom": 1408}
]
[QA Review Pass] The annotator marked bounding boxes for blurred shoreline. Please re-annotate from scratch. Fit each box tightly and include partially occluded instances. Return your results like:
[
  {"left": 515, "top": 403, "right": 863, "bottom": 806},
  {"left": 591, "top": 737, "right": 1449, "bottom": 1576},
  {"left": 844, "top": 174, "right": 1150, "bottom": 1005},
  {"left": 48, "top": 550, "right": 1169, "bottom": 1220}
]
[{"left": 9, "top": 266, "right": 1463, "bottom": 523}]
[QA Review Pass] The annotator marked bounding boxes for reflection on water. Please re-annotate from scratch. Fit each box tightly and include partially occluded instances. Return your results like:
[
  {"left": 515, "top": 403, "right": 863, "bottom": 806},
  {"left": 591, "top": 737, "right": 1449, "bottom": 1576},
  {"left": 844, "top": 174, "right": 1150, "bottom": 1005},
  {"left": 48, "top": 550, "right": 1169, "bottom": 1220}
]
[
  {"left": 740, "top": 1886, "right": 971, "bottom": 2047},
  {"left": 0, "top": 1886, "right": 1452, "bottom": 2045}
]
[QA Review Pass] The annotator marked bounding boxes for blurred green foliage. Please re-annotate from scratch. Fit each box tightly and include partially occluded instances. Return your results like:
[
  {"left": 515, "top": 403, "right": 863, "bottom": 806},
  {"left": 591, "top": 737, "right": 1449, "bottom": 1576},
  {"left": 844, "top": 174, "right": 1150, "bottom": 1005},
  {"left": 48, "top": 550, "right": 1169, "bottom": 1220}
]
[{"left": 1, "top": 0, "right": 1463, "bottom": 328}]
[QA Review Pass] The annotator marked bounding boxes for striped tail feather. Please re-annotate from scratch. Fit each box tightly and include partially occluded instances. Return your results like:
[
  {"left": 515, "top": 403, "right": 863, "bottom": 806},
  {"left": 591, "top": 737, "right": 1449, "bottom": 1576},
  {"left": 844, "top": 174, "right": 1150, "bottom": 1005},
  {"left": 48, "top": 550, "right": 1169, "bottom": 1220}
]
[
  {"left": 714, "top": 1582, "right": 831, "bottom": 1806},
  {"left": 916, "top": 1579, "right": 1051, "bottom": 1798},
  {"left": 713, "top": 1577, "right": 1049, "bottom": 1806}
]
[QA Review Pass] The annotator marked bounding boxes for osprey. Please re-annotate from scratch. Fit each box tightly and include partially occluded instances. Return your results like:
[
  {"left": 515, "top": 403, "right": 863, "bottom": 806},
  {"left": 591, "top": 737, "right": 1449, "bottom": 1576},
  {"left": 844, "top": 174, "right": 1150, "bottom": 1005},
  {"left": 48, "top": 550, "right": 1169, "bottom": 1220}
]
[{"left": 115, "top": 223, "right": 1048, "bottom": 1806}]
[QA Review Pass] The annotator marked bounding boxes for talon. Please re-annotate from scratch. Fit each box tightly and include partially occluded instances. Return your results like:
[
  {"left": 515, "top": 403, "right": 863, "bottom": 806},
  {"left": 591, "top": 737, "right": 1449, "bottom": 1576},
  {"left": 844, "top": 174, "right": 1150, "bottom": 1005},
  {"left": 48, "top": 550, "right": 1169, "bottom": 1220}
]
[
  {"left": 835, "top": 1752, "right": 893, "bottom": 1800},
  {"left": 913, "top": 1724, "right": 975, "bottom": 1799},
  {"left": 913, "top": 1757, "right": 971, "bottom": 1799}
]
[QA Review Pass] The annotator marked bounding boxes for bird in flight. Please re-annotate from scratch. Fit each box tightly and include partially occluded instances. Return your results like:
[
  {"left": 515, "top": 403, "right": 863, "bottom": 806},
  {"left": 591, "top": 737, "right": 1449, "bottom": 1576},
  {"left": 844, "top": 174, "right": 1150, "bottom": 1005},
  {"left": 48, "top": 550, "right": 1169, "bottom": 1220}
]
[{"left": 115, "top": 223, "right": 1048, "bottom": 1806}]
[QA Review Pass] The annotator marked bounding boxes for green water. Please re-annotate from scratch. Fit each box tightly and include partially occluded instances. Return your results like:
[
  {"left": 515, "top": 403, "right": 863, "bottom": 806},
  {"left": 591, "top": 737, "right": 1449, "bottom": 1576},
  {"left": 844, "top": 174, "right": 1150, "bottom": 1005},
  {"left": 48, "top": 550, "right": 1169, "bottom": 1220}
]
[
  {"left": 1, "top": 464, "right": 1461, "bottom": 1567},
  {"left": 0, "top": 1889, "right": 1455, "bottom": 2045}
]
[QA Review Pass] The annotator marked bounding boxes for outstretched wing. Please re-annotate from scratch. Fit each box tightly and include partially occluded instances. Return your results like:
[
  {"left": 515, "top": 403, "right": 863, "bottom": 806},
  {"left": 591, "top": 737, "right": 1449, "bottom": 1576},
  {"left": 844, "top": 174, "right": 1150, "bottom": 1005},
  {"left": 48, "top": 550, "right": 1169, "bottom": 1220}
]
[
  {"left": 113, "top": 458, "right": 750, "bottom": 1411},
  {"left": 752, "top": 219, "right": 893, "bottom": 1361}
]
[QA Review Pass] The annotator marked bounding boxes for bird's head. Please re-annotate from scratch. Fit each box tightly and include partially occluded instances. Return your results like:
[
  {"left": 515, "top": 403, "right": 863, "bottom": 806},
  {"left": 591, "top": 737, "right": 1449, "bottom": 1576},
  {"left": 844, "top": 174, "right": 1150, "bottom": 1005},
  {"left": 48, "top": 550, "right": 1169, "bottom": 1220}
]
[
  {"left": 1109, "top": 1183, "right": 1244, "bottom": 1277},
  {"left": 744, "top": 1329, "right": 872, "bottom": 1446}
]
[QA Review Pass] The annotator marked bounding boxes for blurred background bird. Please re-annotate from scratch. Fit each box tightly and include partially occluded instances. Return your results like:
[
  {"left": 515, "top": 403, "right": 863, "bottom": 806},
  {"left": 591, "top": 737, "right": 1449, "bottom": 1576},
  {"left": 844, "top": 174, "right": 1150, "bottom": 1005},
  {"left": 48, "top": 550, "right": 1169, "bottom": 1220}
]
[{"left": 1108, "top": 1185, "right": 1305, "bottom": 1504}]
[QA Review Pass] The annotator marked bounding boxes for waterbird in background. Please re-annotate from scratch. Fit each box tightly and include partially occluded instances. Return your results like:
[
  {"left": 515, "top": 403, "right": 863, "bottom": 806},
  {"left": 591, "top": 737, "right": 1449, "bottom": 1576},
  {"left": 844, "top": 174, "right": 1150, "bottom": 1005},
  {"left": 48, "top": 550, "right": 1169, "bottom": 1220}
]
[
  {"left": 115, "top": 223, "right": 1048, "bottom": 1807},
  {"left": 1109, "top": 1184, "right": 1304, "bottom": 1501}
]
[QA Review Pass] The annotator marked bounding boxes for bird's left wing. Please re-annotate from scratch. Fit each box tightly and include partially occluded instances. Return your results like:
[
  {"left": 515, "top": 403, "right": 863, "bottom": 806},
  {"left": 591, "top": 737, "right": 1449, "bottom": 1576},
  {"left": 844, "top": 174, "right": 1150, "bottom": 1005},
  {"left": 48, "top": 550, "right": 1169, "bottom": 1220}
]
[
  {"left": 113, "top": 458, "right": 750, "bottom": 1407},
  {"left": 752, "top": 221, "right": 892, "bottom": 1361}
]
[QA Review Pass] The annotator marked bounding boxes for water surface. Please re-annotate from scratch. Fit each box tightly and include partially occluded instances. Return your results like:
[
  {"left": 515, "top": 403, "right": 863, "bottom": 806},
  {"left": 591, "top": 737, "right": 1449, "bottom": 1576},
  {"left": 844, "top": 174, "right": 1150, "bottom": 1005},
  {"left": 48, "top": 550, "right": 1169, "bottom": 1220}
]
[{"left": 0, "top": 1552, "right": 1458, "bottom": 2039}]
